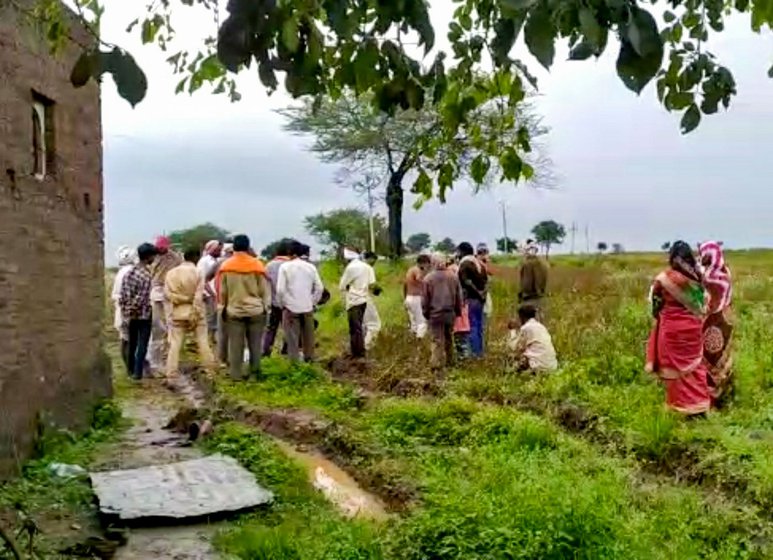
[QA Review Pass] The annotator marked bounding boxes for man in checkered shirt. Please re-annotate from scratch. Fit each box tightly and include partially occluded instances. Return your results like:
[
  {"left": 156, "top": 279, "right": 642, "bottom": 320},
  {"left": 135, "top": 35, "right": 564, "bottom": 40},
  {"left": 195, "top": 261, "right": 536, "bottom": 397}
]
[{"left": 119, "top": 243, "right": 158, "bottom": 380}]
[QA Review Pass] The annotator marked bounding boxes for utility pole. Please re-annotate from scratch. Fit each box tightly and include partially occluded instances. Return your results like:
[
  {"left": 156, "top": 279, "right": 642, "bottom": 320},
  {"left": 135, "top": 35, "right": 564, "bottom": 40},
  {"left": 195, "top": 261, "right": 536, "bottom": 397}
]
[
  {"left": 584, "top": 224, "right": 590, "bottom": 254},
  {"left": 570, "top": 221, "right": 578, "bottom": 254},
  {"left": 500, "top": 201, "right": 509, "bottom": 254},
  {"left": 366, "top": 179, "right": 376, "bottom": 253}
]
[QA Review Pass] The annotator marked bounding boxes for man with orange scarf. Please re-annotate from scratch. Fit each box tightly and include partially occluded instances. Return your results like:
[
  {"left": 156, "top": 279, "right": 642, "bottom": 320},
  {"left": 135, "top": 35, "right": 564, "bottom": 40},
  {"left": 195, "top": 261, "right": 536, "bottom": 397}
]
[{"left": 217, "top": 234, "right": 270, "bottom": 380}]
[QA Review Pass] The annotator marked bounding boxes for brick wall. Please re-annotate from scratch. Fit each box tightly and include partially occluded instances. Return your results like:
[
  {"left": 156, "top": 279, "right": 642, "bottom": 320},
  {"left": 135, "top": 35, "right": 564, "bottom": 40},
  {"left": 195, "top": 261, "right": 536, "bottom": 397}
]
[{"left": 0, "top": 1, "right": 111, "bottom": 476}]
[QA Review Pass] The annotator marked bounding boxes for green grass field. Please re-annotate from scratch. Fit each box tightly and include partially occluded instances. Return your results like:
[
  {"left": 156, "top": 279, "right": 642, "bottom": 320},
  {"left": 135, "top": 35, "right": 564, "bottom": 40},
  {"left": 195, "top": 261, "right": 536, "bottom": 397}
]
[{"left": 204, "top": 250, "right": 773, "bottom": 559}]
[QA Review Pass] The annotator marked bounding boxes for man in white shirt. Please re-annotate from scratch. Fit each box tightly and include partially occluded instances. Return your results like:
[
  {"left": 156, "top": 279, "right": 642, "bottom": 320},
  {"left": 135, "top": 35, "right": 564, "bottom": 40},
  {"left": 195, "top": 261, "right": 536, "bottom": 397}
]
[
  {"left": 196, "top": 240, "right": 223, "bottom": 340},
  {"left": 507, "top": 303, "right": 558, "bottom": 373},
  {"left": 339, "top": 251, "right": 379, "bottom": 358},
  {"left": 276, "top": 241, "right": 324, "bottom": 362}
]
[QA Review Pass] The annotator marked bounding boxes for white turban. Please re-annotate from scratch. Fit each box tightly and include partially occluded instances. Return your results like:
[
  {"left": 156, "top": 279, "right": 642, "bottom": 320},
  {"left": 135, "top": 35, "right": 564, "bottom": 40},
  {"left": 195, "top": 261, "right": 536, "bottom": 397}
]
[
  {"left": 204, "top": 239, "right": 221, "bottom": 255},
  {"left": 520, "top": 241, "right": 539, "bottom": 256},
  {"left": 116, "top": 245, "right": 136, "bottom": 267},
  {"left": 343, "top": 247, "right": 360, "bottom": 261}
]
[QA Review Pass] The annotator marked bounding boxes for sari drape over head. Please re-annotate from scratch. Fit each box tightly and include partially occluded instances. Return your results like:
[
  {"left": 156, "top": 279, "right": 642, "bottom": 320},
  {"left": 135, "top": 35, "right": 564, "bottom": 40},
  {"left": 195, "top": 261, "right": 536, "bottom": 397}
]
[
  {"left": 646, "top": 268, "right": 711, "bottom": 415},
  {"left": 699, "top": 241, "right": 733, "bottom": 401}
]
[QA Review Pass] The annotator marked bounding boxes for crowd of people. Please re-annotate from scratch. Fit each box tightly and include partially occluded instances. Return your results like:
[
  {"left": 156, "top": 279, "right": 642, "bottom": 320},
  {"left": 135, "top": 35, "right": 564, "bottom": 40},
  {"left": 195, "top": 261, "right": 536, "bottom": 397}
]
[
  {"left": 111, "top": 231, "right": 732, "bottom": 417},
  {"left": 111, "top": 234, "right": 555, "bottom": 384}
]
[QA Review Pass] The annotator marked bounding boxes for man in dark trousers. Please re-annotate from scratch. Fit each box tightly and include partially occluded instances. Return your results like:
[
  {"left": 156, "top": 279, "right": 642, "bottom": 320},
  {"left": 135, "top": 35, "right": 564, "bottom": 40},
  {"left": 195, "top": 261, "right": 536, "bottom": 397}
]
[
  {"left": 519, "top": 240, "right": 548, "bottom": 318},
  {"left": 262, "top": 239, "right": 293, "bottom": 357},
  {"left": 339, "top": 251, "right": 378, "bottom": 358},
  {"left": 119, "top": 243, "right": 158, "bottom": 380},
  {"left": 276, "top": 241, "right": 325, "bottom": 362},
  {"left": 422, "top": 254, "right": 463, "bottom": 374},
  {"left": 457, "top": 242, "right": 488, "bottom": 357},
  {"left": 218, "top": 234, "right": 271, "bottom": 380}
]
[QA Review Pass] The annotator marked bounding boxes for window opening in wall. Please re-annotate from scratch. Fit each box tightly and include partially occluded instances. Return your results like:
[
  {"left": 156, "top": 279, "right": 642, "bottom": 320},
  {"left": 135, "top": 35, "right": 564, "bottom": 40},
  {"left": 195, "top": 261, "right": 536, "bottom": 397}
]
[
  {"left": 32, "top": 102, "right": 44, "bottom": 178},
  {"left": 83, "top": 192, "right": 91, "bottom": 210},
  {"left": 31, "top": 92, "right": 55, "bottom": 180}
]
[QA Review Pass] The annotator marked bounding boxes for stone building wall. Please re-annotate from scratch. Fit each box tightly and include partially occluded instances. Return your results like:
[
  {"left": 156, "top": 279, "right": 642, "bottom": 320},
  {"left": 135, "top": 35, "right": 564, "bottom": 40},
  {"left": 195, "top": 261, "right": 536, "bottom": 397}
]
[{"left": 0, "top": 1, "right": 111, "bottom": 476}]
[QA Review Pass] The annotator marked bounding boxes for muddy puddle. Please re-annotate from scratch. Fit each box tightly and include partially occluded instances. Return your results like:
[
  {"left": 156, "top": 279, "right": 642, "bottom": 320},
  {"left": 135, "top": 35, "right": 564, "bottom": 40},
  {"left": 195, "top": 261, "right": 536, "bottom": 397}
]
[{"left": 273, "top": 439, "right": 389, "bottom": 522}]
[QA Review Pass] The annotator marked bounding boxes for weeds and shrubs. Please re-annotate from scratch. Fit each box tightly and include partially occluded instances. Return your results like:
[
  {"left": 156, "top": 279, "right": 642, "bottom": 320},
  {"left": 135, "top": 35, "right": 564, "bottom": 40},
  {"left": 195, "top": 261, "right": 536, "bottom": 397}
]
[
  {"left": 91, "top": 399, "right": 123, "bottom": 431},
  {"left": 208, "top": 251, "right": 773, "bottom": 558},
  {"left": 217, "top": 358, "right": 362, "bottom": 413},
  {"left": 0, "top": 398, "right": 124, "bottom": 556}
]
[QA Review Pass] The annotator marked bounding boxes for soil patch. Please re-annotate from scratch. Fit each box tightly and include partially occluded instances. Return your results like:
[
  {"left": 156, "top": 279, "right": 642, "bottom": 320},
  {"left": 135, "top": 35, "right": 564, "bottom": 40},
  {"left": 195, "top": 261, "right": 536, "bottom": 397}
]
[
  {"left": 325, "top": 356, "right": 378, "bottom": 391},
  {"left": 555, "top": 403, "right": 598, "bottom": 433},
  {"left": 235, "top": 406, "right": 332, "bottom": 445},
  {"left": 325, "top": 355, "right": 443, "bottom": 398}
]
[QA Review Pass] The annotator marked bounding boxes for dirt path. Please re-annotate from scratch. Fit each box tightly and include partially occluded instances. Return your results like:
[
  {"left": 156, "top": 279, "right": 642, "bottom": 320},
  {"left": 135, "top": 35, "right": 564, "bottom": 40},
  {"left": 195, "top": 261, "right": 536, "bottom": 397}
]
[{"left": 92, "top": 383, "right": 219, "bottom": 560}]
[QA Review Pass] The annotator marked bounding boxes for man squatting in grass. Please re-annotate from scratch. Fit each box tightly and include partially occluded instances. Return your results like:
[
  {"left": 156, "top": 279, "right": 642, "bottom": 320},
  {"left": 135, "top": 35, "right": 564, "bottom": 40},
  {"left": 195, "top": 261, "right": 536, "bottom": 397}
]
[{"left": 507, "top": 303, "right": 558, "bottom": 374}]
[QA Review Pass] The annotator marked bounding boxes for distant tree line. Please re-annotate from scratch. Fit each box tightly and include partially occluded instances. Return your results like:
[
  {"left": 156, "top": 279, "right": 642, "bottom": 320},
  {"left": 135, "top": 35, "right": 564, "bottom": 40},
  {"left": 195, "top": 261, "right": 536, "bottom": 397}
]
[{"left": 166, "top": 217, "right": 642, "bottom": 262}]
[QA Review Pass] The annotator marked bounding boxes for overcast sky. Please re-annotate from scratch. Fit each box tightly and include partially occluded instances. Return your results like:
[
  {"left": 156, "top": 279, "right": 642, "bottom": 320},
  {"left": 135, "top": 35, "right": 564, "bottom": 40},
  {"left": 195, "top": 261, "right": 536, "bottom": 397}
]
[{"left": 99, "top": 2, "right": 773, "bottom": 262}]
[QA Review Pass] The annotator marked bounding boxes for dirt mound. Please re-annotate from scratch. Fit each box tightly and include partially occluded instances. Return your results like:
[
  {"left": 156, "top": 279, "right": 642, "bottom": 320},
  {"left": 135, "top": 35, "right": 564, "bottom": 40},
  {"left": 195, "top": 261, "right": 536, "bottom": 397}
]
[
  {"left": 325, "top": 356, "right": 375, "bottom": 387},
  {"left": 391, "top": 377, "right": 443, "bottom": 398},
  {"left": 556, "top": 403, "right": 598, "bottom": 433},
  {"left": 251, "top": 408, "right": 331, "bottom": 444},
  {"left": 325, "top": 355, "right": 444, "bottom": 398}
]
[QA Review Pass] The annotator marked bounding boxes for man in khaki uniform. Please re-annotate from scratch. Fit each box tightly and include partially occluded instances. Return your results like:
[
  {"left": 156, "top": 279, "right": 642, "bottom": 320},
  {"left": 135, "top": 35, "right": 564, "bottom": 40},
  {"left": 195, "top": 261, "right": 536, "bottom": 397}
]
[{"left": 164, "top": 248, "right": 215, "bottom": 382}]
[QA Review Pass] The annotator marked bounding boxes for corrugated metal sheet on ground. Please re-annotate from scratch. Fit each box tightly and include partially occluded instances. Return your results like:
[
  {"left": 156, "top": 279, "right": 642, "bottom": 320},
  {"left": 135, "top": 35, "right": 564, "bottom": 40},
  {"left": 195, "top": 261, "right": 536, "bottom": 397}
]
[{"left": 90, "top": 454, "right": 273, "bottom": 520}]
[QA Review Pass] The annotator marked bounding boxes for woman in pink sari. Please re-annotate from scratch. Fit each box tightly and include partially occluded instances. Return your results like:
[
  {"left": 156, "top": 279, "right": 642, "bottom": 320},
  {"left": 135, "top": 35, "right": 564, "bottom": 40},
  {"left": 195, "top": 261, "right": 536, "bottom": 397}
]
[
  {"left": 646, "top": 241, "right": 711, "bottom": 416},
  {"left": 699, "top": 241, "right": 734, "bottom": 403}
]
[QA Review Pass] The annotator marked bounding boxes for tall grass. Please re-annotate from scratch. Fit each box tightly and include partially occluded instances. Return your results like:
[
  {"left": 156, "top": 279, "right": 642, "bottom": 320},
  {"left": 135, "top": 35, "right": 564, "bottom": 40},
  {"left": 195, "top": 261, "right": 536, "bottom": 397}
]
[{"left": 209, "top": 251, "right": 773, "bottom": 558}]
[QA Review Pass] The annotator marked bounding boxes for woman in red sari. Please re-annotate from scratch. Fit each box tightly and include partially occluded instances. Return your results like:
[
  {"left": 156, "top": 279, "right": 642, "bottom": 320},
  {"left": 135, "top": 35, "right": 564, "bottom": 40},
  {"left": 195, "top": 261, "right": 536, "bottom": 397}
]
[
  {"left": 646, "top": 241, "right": 711, "bottom": 416},
  {"left": 699, "top": 241, "right": 734, "bottom": 403}
]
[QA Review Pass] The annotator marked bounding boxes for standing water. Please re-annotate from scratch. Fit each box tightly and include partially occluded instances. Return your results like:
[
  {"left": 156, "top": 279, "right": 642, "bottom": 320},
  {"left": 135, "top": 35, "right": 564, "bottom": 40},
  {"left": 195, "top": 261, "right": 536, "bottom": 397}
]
[{"left": 273, "top": 440, "right": 389, "bottom": 521}]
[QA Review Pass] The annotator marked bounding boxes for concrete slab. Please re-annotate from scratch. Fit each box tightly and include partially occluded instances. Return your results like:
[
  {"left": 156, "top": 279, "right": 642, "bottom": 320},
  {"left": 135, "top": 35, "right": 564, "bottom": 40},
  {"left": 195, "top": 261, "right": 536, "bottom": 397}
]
[{"left": 91, "top": 454, "right": 273, "bottom": 521}]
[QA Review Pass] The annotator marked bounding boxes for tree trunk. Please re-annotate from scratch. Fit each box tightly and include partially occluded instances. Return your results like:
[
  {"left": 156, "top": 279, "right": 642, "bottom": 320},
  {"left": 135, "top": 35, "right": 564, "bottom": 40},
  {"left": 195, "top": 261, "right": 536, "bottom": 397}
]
[{"left": 386, "top": 172, "right": 404, "bottom": 259}]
